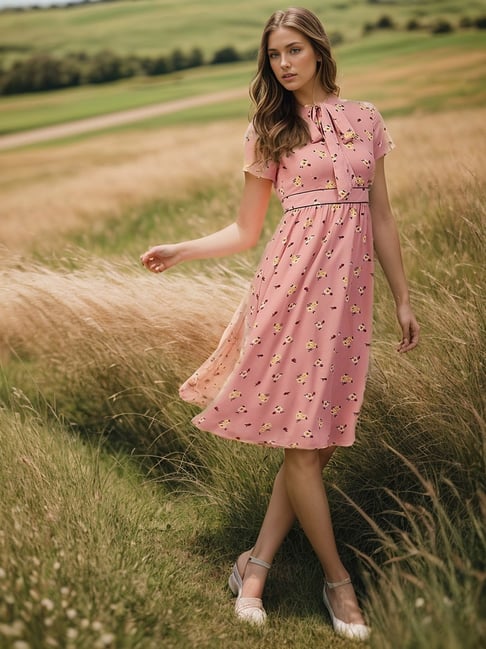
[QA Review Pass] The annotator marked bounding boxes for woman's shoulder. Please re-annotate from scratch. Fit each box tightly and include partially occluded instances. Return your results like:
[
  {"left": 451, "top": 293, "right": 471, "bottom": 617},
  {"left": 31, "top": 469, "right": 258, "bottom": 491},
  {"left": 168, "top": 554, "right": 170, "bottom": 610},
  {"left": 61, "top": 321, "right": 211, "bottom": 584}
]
[{"left": 334, "top": 96, "right": 380, "bottom": 117}]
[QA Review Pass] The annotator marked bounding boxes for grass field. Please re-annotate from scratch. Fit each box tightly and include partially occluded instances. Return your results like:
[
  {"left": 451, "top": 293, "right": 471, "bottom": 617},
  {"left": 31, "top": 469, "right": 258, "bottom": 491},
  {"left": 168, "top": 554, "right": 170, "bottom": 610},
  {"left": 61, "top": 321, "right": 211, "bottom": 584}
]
[
  {"left": 1, "top": 0, "right": 484, "bottom": 61},
  {"left": 0, "top": 29, "right": 485, "bottom": 138},
  {"left": 0, "top": 9, "right": 486, "bottom": 649}
]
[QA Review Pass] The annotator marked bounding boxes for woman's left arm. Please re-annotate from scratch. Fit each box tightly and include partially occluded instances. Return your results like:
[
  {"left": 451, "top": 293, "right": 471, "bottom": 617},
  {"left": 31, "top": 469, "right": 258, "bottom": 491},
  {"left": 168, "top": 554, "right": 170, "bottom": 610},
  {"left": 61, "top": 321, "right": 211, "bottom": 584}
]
[{"left": 370, "top": 156, "right": 420, "bottom": 353}]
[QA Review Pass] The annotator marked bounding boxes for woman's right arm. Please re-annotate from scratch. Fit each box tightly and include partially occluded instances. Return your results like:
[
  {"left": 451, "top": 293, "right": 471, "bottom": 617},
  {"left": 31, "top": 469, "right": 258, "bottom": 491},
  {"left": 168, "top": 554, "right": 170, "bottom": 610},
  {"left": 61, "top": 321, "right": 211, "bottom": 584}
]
[{"left": 140, "top": 173, "right": 273, "bottom": 273}]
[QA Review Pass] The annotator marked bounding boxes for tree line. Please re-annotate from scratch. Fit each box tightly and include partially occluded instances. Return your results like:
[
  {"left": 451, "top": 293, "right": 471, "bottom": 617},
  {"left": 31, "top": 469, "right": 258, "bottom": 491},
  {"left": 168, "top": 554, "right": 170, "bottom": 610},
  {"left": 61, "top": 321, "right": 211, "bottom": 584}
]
[{"left": 0, "top": 45, "right": 252, "bottom": 95}]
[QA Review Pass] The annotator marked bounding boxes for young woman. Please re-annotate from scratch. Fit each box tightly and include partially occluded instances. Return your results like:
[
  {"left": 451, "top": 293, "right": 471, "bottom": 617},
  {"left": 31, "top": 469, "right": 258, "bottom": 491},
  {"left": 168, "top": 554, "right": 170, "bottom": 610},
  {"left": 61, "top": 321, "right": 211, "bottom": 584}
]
[{"left": 141, "top": 7, "right": 419, "bottom": 641}]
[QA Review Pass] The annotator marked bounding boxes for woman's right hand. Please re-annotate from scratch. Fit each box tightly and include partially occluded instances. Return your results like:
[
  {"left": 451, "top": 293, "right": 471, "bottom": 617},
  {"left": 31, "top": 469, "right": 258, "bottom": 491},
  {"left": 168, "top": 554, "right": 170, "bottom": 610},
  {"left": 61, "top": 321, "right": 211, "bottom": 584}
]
[{"left": 140, "top": 243, "right": 183, "bottom": 273}]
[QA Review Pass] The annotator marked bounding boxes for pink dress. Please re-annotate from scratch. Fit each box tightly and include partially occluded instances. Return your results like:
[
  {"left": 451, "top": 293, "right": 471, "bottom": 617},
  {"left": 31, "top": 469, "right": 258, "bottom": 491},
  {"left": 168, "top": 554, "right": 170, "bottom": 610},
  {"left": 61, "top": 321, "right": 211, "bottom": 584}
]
[{"left": 179, "top": 95, "right": 394, "bottom": 449}]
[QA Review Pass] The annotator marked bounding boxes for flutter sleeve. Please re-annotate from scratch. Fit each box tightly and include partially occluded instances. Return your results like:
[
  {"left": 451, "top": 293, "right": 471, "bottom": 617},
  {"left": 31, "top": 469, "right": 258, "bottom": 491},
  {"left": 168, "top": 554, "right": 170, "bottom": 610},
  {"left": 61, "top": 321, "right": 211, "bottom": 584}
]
[
  {"left": 372, "top": 108, "right": 395, "bottom": 160},
  {"left": 243, "top": 122, "right": 278, "bottom": 182}
]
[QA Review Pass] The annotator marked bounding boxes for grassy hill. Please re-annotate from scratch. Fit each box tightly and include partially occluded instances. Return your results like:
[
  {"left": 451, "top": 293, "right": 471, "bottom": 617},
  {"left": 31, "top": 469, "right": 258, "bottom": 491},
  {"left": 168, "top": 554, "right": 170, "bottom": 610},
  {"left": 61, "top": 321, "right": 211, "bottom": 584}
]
[
  {"left": 0, "top": 3, "right": 485, "bottom": 649},
  {"left": 0, "top": 0, "right": 484, "bottom": 61}
]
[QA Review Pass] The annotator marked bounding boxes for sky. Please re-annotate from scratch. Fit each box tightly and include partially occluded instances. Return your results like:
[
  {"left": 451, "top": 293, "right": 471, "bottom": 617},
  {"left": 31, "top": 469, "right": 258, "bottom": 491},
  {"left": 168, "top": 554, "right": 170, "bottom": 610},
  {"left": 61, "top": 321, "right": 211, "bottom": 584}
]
[{"left": 0, "top": 0, "right": 102, "bottom": 8}]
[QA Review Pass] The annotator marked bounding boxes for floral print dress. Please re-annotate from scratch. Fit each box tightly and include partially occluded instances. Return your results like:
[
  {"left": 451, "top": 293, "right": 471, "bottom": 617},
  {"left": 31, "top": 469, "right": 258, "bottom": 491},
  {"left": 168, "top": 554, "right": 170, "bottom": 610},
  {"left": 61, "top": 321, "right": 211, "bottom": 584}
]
[{"left": 179, "top": 95, "right": 394, "bottom": 449}]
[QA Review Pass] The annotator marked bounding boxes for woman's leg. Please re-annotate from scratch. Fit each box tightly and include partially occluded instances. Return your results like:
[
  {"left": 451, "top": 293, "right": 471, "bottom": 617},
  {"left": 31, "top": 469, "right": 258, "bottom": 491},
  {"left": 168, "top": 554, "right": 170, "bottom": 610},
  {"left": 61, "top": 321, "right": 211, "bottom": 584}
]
[
  {"left": 283, "top": 448, "right": 365, "bottom": 625},
  {"left": 238, "top": 447, "right": 335, "bottom": 598}
]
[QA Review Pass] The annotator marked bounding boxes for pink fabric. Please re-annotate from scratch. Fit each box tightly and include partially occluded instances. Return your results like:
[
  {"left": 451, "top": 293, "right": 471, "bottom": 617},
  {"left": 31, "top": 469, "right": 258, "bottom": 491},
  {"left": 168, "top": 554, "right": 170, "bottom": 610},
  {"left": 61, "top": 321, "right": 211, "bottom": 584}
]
[{"left": 180, "top": 96, "right": 394, "bottom": 449}]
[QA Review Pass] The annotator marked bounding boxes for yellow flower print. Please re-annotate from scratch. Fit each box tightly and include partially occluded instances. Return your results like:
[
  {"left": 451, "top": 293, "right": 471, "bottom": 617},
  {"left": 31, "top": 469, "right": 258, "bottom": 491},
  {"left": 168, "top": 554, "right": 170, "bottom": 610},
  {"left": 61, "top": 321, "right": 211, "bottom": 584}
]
[
  {"left": 363, "top": 253, "right": 372, "bottom": 262},
  {"left": 273, "top": 255, "right": 280, "bottom": 266},
  {"left": 250, "top": 336, "right": 261, "bottom": 346},
  {"left": 353, "top": 266, "right": 362, "bottom": 277},
  {"left": 337, "top": 424, "right": 347, "bottom": 433},
  {"left": 287, "top": 302, "right": 297, "bottom": 311},
  {"left": 338, "top": 189, "right": 350, "bottom": 199},
  {"left": 304, "top": 235, "right": 315, "bottom": 245},
  {"left": 272, "top": 372, "right": 283, "bottom": 382},
  {"left": 325, "top": 180, "right": 337, "bottom": 189},
  {"left": 229, "top": 389, "right": 242, "bottom": 400},
  {"left": 358, "top": 323, "right": 367, "bottom": 332},
  {"left": 315, "top": 320, "right": 325, "bottom": 330},
  {"left": 361, "top": 159, "right": 372, "bottom": 169},
  {"left": 342, "top": 275, "right": 349, "bottom": 287},
  {"left": 323, "top": 286, "right": 333, "bottom": 295},
  {"left": 258, "top": 392, "right": 270, "bottom": 403},
  {"left": 343, "top": 336, "right": 354, "bottom": 348},
  {"left": 325, "top": 249, "right": 334, "bottom": 260},
  {"left": 358, "top": 286, "right": 366, "bottom": 295},
  {"left": 287, "top": 284, "right": 297, "bottom": 296},
  {"left": 304, "top": 392, "right": 316, "bottom": 401},
  {"left": 296, "top": 410, "right": 308, "bottom": 421},
  {"left": 218, "top": 419, "right": 231, "bottom": 430},
  {"left": 306, "top": 340, "right": 318, "bottom": 351},
  {"left": 307, "top": 301, "right": 318, "bottom": 313},
  {"left": 322, "top": 400, "right": 330, "bottom": 409},
  {"left": 299, "top": 158, "right": 311, "bottom": 168},
  {"left": 350, "top": 304, "right": 361, "bottom": 314},
  {"left": 314, "top": 358, "right": 324, "bottom": 367},
  {"left": 273, "top": 405, "right": 284, "bottom": 414},
  {"left": 355, "top": 225, "right": 362, "bottom": 233},
  {"left": 331, "top": 405, "right": 341, "bottom": 417},
  {"left": 237, "top": 405, "right": 248, "bottom": 413},
  {"left": 314, "top": 148, "right": 327, "bottom": 159},
  {"left": 350, "top": 355, "right": 361, "bottom": 365},
  {"left": 302, "top": 430, "right": 314, "bottom": 438},
  {"left": 259, "top": 422, "right": 272, "bottom": 433},
  {"left": 283, "top": 335, "right": 293, "bottom": 345},
  {"left": 364, "top": 129, "right": 373, "bottom": 141},
  {"left": 296, "top": 372, "right": 309, "bottom": 384},
  {"left": 270, "top": 354, "right": 282, "bottom": 366},
  {"left": 322, "top": 233, "right": 330, "bottom": 244},
  {"left": 355, "top": 175, "right": 365, "bottom": 187},
  {"left": 350, "top": 207, "right": 358, "bottom": 217},
  {"left": 290, "top": 254, "right": 301, "bottom": 265},
  {"left": 239, "top": 369, "right": 250, "bottom": 378},
  {"left": 330, "top": 363, "right": 335, "bottom": 373},
  {"left": 316, "top": 269, "right": 327, "bottom": 279},
  {"left": 273, "top": 322, "right": 283, "bottom": 333},
  {"left": 304, "top": 217, "right": 314, "bottom": 228},
  {"left": 347, "top": 393, "right": 358, "bottom": 402},
  {"left": 293, "top": 175, "right": 303, "bottom": 187},
  {"left": 340, "top": 374, "right": 353, "bottom": 384}
]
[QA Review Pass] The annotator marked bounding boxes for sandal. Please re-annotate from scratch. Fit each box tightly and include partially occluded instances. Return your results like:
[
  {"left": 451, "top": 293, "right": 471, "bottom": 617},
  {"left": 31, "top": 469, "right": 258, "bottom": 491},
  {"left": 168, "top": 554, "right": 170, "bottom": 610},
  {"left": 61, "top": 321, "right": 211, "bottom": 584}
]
[
  {"left": 323, "top": 577, "right": 370, "bottom": 641},
  {"left": 228, "top": 554, "right": 271, "bottom": 626}
]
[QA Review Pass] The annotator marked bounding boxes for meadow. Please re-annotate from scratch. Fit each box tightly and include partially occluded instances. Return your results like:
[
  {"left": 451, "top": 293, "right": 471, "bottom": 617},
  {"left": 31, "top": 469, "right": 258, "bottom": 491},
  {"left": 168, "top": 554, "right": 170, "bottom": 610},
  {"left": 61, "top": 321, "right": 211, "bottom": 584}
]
[{"left": 1, "top": 4, "right": 486, "bottom": 649}]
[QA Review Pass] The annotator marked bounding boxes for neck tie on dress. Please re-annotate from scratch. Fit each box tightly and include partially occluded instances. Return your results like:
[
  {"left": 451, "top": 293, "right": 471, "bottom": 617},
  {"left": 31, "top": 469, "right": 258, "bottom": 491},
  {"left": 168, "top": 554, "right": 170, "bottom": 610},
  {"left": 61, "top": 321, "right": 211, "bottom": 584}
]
[{"left": 308, "top": 102, "right": 357, "bottom": 201}]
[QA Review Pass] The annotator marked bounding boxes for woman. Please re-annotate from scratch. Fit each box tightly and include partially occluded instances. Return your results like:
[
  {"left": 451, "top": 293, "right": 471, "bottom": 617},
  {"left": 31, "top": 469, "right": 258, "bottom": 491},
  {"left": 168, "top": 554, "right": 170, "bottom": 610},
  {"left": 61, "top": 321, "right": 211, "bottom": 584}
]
[{"left": 141, "top": 7, "right": 419, "bottom": 641}]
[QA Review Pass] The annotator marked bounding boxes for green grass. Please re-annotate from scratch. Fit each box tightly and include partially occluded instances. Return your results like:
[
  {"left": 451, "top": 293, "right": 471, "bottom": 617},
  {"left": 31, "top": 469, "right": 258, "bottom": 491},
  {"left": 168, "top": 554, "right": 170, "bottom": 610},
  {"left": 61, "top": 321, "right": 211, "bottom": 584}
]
[
  {"left": 1, "top": 0, "right": 482, "bottom": 62},
  {"left": 0, "top": 29, "right": 484, "bottom": 139}
]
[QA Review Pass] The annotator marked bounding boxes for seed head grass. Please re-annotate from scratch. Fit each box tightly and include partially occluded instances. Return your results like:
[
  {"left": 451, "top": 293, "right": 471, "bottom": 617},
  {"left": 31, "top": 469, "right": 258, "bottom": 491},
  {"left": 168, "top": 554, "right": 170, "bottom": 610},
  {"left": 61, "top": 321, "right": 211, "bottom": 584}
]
[{"left": 0, "top": 106, "right": 485, "bottom": 647}]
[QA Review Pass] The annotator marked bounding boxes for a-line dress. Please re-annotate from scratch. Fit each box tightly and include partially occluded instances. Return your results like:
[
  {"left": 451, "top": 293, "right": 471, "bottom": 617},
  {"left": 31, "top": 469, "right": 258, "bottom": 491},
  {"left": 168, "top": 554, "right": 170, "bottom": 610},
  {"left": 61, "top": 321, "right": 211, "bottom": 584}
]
[{"left": 179, "top": 94, "right": 394, "bottom": 449}]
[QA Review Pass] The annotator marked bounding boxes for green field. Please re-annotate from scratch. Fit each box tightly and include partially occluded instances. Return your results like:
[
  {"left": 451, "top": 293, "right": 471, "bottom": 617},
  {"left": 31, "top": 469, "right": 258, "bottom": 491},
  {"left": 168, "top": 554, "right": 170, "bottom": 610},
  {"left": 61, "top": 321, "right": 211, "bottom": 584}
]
[
  {"left": 1, "top": 0, "right": 484, "bottom": 61},
  {"left": 0, "top": 29, "right": 485, "bottom": 139}
]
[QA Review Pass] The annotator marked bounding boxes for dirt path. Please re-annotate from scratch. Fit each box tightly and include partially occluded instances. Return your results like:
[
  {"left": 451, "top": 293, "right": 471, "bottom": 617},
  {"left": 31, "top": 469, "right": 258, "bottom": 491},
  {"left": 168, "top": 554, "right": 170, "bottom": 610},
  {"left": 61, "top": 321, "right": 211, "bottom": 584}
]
[{"left": 0, "top": 87, "right": 248, "bottom": 151}]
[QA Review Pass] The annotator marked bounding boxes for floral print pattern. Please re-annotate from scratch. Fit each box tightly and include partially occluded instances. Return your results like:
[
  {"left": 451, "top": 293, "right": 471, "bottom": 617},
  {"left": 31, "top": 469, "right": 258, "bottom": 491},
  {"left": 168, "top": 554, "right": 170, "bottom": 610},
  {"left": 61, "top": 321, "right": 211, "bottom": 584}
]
[{"left": 179, "top": 96, "right": 394, "bottom": 449}]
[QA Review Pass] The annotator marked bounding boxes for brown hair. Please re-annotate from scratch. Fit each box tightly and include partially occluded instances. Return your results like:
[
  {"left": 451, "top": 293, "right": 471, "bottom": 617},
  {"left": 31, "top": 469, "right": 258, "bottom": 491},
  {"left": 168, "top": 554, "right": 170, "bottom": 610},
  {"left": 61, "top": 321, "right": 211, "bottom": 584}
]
[{"left": 250, "top": 7, "right": 339, "bottom": 164}]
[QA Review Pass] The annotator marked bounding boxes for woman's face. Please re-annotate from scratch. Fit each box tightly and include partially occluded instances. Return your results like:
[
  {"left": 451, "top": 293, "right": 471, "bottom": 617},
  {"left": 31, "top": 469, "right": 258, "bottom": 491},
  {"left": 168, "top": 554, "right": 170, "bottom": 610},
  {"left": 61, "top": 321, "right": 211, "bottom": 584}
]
[{"left": 267, "top": 26, "right": 321, "bottom": 104}]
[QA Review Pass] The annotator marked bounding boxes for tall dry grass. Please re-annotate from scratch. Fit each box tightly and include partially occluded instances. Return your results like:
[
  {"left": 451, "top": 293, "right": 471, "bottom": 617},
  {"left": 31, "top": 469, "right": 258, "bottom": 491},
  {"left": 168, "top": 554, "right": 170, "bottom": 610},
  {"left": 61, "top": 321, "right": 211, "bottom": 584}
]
[
  {"left": 1, "top": 107, "right": 485, "bottom": 647},
  {"left": 0, "top": 119, "right": 246, "bottom": 253}
]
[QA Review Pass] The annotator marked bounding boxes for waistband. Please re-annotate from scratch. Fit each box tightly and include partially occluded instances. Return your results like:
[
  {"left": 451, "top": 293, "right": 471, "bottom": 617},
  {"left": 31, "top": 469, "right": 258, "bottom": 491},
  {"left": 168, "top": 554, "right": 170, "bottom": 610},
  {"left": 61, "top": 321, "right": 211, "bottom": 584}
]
[{"left": 282, "top": 187, "right": 369, "bottom": 212}]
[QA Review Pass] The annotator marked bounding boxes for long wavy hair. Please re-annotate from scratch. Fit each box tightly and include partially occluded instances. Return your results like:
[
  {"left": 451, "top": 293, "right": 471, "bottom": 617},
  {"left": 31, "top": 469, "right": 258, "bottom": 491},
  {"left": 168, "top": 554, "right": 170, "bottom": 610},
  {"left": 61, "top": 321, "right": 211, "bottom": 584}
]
[{"left": 250, "top": 7, "right": 339, "bottom": 164}]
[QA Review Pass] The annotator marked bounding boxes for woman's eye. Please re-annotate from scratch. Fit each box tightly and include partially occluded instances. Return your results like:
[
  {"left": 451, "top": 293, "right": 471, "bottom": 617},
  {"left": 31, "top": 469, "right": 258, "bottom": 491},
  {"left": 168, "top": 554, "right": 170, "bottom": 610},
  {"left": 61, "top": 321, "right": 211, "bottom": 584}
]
[
  {"left": 269, "top": 53, "right": 279, "bottom": 59},
  {"left": 290, "top": 48, "right": 301, "bottom": 54}
]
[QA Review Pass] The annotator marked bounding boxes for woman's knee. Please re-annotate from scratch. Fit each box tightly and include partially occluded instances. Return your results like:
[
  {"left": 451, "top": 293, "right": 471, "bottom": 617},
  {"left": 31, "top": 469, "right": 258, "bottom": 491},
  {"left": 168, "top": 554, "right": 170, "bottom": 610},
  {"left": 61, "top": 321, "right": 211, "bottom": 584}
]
[{"left": 284, "top": 448, "right": 321, "bottom": 473}]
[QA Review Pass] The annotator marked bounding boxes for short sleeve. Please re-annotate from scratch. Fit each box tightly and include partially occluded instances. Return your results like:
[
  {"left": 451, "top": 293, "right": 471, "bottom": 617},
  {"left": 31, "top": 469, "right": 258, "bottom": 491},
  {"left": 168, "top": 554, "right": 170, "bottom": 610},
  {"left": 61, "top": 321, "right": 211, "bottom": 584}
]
[
  {"left": 372, "top": 109, "right": 395, "bottom": 160},
  {"left": 243, "top": 122, "right": 278, "bottom": 182}
]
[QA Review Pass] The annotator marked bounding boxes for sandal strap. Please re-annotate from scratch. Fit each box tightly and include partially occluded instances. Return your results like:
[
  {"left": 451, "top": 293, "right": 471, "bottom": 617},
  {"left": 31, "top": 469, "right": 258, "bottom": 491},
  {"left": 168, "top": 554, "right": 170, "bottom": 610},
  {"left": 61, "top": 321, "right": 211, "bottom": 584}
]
[
  {"left": 248, "top": 555, "right": 272, "bottom": 570},
  {"left": 326, "top": 577, "right": 352, "bottom": 589}
]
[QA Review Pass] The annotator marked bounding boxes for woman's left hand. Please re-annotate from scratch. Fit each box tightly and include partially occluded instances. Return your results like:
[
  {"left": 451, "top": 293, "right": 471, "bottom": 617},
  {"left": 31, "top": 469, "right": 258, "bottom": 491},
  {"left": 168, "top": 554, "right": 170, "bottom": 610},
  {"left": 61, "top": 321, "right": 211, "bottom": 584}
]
[{"left": 396, "top": 303, "right": 420, "bottom": 353}]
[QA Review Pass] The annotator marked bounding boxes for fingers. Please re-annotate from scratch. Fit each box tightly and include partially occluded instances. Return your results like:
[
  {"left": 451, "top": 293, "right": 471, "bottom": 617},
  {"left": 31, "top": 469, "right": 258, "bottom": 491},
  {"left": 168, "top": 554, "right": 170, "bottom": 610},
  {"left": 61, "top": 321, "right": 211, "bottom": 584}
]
[
  {"left": 397, "top": 321, "right": 420, "bottom": 353},
  {"left": 140, "top": 253, "right": 165, "bottom": 273}
]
